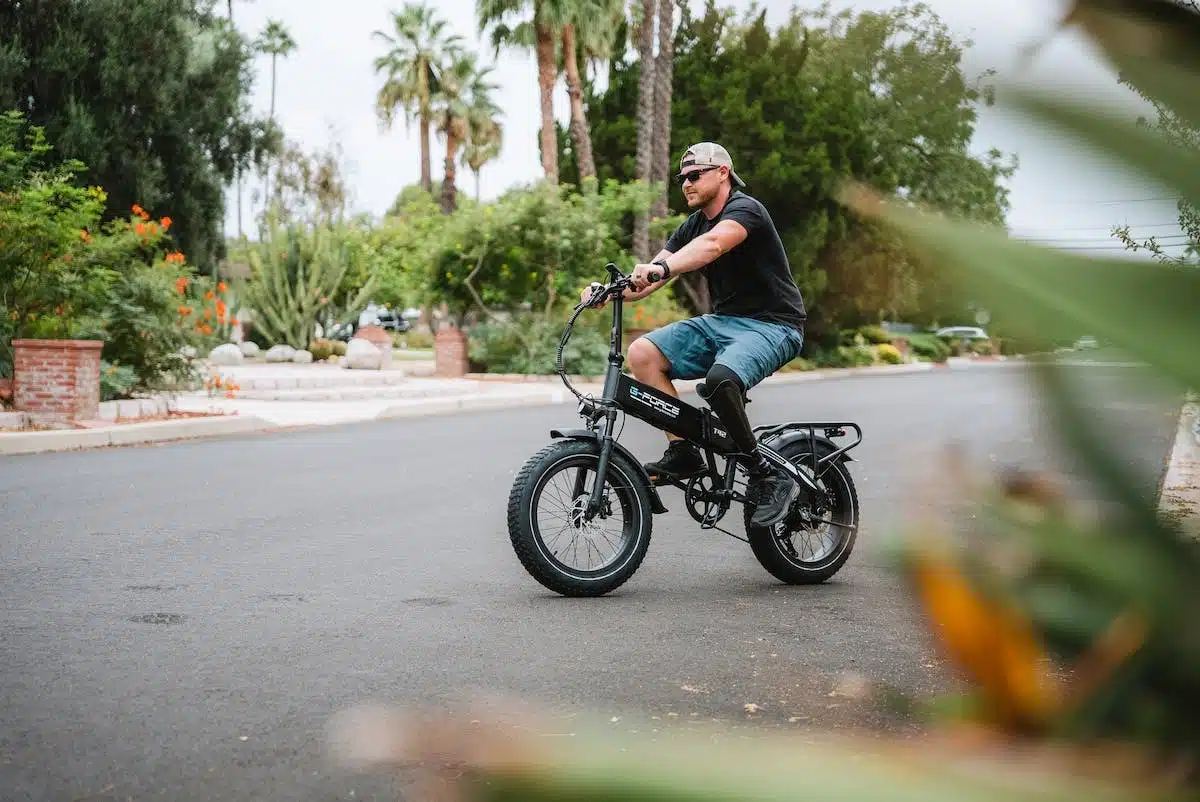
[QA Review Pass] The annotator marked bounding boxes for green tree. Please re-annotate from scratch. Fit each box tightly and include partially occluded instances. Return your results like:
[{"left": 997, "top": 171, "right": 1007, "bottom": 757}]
[
  {"left": 373, "top": 2, "right": 464, "bottom": 195},
  {"left": 0, "top": 0, "right": 273, "bottom": 275}
]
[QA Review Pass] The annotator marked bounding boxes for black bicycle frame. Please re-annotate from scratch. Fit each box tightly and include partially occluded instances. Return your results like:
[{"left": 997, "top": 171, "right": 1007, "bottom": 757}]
[{"left": 558, "top": 264, "right": 861, "bottom": 519}]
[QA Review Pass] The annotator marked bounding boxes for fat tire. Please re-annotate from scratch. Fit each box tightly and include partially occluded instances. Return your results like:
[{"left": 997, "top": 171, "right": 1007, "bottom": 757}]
[
  {"left": 507, "top": 439, "right": 653, "bottom": 597},
  {"left": 744, "top": 443, "right": 860, "bottom": 585}
]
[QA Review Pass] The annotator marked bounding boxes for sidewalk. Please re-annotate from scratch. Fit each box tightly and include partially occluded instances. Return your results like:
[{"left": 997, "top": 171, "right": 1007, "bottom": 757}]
[
  {"left": 1159, "top": 394, "right": 1200, "bottom": 542},
  {"left": 0, "top": 356, "right": 1017, "bottom": 457}
]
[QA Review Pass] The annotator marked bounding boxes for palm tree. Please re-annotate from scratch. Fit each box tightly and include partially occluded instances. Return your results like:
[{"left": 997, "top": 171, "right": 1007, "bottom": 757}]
[
  {"left": 373, "top": 3, "right": 463, "bottom": 194},
  {"left": 478, "top": 0, "right": 561, "bottom": 183},
  {"left": 633, "top": 0, "right": 657, "bottom": 260},
  {"left": 559, "top": 0, "right": 624, "bottom": 189},
  {"left": 227, "top": 0, "right": 254, "bottom": 237},
  {"left": 433, "top": 54, "right": 500, "bottom": 214},
  {"left": 254, "top": 19, "right": 297, "bottom": 212},
  {"left": 461, "top": 87, "right": 505, "bottom": 202},
  {"left": 648, "top": 0, "right": 675, "bottom": 253}
]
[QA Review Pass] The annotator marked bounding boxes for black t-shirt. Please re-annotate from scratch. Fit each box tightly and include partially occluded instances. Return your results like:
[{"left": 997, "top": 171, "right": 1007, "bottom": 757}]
[{"left": 664, "top": 190, "right": 806, "bottom": 331}]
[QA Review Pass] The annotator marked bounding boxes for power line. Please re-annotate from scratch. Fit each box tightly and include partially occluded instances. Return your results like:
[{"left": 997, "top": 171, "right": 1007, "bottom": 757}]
[
  {"left": 1033, "top": 196, "right": 1183, "bottom": 206},
  {"left": 1013, "top": 221, "right": 1184, "bottom": 233}
]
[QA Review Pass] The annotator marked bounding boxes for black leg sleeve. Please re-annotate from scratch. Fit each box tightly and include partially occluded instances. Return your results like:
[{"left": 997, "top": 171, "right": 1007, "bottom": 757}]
[{"left": 696, "top": 364, "right": 769, "bottom": 473}]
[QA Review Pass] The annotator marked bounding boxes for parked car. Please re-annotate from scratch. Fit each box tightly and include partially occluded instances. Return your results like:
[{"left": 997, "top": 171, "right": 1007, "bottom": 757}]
[{"left": 934, "top": 326, "right": 989, "bottom": 340}]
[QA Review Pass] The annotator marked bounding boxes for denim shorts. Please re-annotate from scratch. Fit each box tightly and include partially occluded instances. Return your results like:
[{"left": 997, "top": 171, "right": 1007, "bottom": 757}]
[{"left": 641, "top": 314, "right": 805, "bottom": 390}]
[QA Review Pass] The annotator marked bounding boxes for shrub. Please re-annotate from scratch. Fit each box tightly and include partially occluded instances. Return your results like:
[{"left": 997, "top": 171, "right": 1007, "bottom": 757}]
[
  {"left": 970, "top": 339, "right": 994, "bottom": 356},
  {"left": 332, "top": 339, "right": 347, "bottom": 357},
  {"left": 846, "top": 344, "right": 875, "bottom": 366},
  {"left": 469, "top": 314, "right": 609, "bottom": 376},
  {"left": 309, "top": 338, "right": 335, "bottom": 361},
  {"left": 780, "top": 357, "right": 815, "bottom": 372},
  {"left": 397, "top": 329, "right": 435, "bottom": 349},
  {"left": 905, "top": 333, "right": 951, "bottom": 363},
  {"left": 859, "top": 324, "right": 891, "bottom": 344},
  {"left": 876, "top": 343, "right": 903, "bottom": 364},
  {"left": 838, "top": 328, "right": 865, "bottom": 347},
  {"left": 99, "top": 360, "right": 138, "bottom": 401}
]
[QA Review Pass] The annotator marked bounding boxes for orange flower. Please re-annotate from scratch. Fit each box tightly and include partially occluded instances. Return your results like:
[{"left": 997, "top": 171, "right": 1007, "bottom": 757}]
[
  {"left": 215, "top": 299, "right": 227, "bottom": 317},
  {"left": 230, "top": 317, "right": 240, "bottom": 326},
  {"left": 132, "top": 204, "right": 144, "bottom": 217},
  {"left": 80, "top": 229, "right": 92, "bottom": 242},
  {"left": 204, "top": 290, "right": 215, "bottom": 301},
  {"left": 217, "top": 281, "right": 227, "bottom": 293},
  {"left": 178, "top": 305, "right": 190, "bottom": 316},
  {"left": 135, "top": 222, "right": 146, "bottom": 236},
  {"left": 175, "top": 277, "right": 189, "bottom": 294},
  {"left": 161, "top": 217, "right": 172, "bottom": 230}
]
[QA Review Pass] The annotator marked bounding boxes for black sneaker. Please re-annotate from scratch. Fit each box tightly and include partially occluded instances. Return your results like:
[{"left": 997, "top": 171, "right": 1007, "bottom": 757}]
[
  {"left": 747, "top": 470, "right": 801, "bottom": 527},
  {"left": 644, "top": 440, "right": 705, "bottom": 482}
]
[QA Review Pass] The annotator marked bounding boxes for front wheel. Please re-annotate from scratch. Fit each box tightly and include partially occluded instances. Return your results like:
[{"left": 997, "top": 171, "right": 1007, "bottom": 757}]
[
  {"left": 507, "top": 439, "right": 654, "bottom": 597},
  {"left": 744, "top": 443, "right": 860, "bottom": 585}
]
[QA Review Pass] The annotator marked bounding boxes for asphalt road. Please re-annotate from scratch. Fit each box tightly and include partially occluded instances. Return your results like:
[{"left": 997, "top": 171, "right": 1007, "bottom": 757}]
[{"left": 0, "top": 358, "right": 1183, "bottom": 801}]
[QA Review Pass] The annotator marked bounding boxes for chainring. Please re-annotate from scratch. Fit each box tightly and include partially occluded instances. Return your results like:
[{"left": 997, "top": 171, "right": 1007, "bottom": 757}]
[{"left": 684, "top": 474, "right": 728, "bottom": 526}]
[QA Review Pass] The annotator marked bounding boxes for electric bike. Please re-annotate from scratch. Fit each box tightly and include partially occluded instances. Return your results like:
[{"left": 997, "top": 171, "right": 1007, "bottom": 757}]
[{"left": 506, "top": 263, "right": 863, "bottom": 597}]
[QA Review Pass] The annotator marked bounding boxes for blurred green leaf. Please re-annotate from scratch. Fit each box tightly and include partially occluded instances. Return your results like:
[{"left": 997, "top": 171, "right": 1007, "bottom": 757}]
[
  {"left": 1001, "top": 90, "right": 1200, "bottom": 206},
  {"left": 1058, "top": 1, "right": 1200, "bottom": 130},
  {"left": 455, "top": 725, "right": 1171, "bottom": 802}
]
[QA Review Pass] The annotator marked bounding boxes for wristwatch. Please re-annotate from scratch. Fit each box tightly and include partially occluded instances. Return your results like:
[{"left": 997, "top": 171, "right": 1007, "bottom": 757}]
[{"left": 652, "top": 259, "right": 672, "bottom": 280}]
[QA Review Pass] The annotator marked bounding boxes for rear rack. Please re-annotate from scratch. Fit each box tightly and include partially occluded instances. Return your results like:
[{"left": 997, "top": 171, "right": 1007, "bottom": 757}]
[{"left": 754, "top": 421, "right": 863, "bottom": 470}]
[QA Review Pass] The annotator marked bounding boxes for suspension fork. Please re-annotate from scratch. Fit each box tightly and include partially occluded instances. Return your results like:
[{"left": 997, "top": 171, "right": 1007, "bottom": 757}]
[
  {"left": 584, "top": 407, "right": 620, "bottom": 520},
  {"left": 584, "top": 305, "right": 627, "bottom": 520}
]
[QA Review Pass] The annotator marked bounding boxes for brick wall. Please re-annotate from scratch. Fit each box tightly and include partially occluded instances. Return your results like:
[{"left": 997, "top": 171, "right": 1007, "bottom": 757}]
[
  {"left": 434, "top": 327, "right": 467, "bottom": 378},
  {"left": 12, "top": 339, "right": 104, "bottom": 427}
]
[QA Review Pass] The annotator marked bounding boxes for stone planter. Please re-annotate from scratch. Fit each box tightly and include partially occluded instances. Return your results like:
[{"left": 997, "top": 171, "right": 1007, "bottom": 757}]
[
  {"left": 435, "top": 327, "right": 468, "bottom": 378},
  {"left": 12, "top": 339, "right": 104, "bottom": 427}
]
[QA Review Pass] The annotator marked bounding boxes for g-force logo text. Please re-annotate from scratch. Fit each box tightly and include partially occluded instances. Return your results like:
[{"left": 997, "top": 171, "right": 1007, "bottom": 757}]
[{"left": 629, "top": 385, "right": 681, "bottom": 418}]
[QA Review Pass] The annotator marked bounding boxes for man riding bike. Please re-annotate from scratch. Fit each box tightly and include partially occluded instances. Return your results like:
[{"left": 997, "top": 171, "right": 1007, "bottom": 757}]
[{"left": 581, "top": 142, "right": 808, "bottom": 527}]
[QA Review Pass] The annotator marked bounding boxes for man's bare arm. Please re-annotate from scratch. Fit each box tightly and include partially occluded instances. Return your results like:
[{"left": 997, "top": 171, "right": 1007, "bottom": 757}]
[{"left": 620, "top": 247, "right": 674, "bottom": 301}]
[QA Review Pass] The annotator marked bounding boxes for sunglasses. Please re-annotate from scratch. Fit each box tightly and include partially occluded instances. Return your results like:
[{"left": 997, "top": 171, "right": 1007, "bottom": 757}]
[{"left": 675, "top": 166, "right": 719, "bottom": 185}]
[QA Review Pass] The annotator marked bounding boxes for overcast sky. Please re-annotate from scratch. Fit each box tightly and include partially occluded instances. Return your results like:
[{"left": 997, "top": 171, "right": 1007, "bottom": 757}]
[{"left": 223, "top": 0, "right": 1186, "bottom": 256}]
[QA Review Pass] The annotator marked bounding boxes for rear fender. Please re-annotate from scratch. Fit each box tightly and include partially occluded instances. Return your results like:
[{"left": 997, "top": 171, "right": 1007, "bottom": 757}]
[
  {"left": 769, "top": 430, "right": 856, "bottom": 473},
  {"left": 550, "top": 429, "right": 668, "bottom": 514}
]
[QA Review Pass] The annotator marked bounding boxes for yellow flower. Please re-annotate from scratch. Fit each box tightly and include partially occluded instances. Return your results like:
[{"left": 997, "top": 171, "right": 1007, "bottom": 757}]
[{"left": 906, "top": 545, "right": 1060, "bottom": 731}]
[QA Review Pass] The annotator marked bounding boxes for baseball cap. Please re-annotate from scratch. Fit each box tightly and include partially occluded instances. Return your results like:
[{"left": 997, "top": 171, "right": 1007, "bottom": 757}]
[{"left": 679, "top": 142, "right": 745, "bottom": 187}]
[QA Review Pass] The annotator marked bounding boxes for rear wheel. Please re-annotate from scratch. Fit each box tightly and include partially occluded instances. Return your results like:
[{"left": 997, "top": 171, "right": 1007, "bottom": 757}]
[
  {"left": 507, "top": 439, "right": 653, "bottom": 597},
  {"left": 744, "top": 442, "right": 859, "bottom": 584}
]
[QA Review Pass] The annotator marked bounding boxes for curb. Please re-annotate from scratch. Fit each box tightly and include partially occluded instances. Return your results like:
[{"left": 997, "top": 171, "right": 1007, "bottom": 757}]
[
  {"left": 375, "top": 390, "right": 575, "bottom": 421},
  {"left": 0, "top": 414, "right": 274, "bottom": 457},
  {"left": 1159, "top": 395, "right": 1200, "bottom": 541}
]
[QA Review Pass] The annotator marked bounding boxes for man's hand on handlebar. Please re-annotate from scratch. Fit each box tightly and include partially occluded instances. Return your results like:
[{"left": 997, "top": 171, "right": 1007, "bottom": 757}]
[
  {"left": 630, "top": 262, "right": 666, "bottom": 292},
  {"left": 580, "top": 282, "right": 608, "bottom": 309}
]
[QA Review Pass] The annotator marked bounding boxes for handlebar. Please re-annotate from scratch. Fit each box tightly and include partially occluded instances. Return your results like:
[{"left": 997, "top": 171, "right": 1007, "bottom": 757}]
[{"left": 580, "top": 264, "right": 662, "bottom": 310}]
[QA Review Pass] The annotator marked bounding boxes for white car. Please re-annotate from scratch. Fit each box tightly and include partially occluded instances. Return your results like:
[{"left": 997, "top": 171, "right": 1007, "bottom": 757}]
[{"left": 934, "top": 326, "right": 989, "bottom": 340}]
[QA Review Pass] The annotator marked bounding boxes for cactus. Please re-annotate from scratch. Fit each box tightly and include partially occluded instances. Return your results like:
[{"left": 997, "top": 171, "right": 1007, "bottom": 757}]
[{"left": 242, "top": 222, "right": 376, "bottom": 349}]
